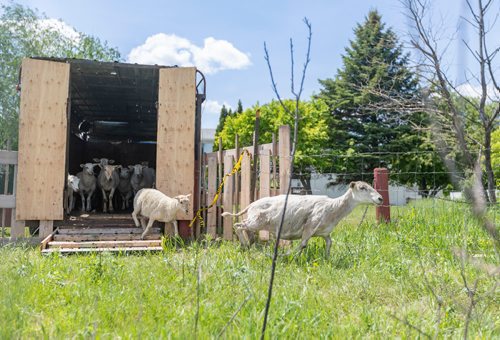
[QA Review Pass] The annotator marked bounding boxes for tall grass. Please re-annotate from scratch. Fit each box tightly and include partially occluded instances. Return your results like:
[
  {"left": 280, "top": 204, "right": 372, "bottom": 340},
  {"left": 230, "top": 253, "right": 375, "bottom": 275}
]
[{"left": 0, "top": 200, "right": 498, "bottom": 338}]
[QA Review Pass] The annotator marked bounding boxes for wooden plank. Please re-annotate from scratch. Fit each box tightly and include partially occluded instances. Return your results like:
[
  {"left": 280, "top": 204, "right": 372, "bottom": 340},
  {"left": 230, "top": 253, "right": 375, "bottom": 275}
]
[
  {"left": 206, "top": 154, "right": 217, "bottom": 237},
  {"left": 57, "top": 227, "right": 160, "bottom": 234},
  {"left": 272, "top": 133, "right": 278, "bottom": 196},
  {"left": 0, "top": 150, "right": 17, "bottom": 165},
  {"left": 16, "top": 59, "right": 70, "bottom": 220},
  {"left": 234, "top": 134, "right": 240, "bottom": 212},
  {"left": 259, "top": 150, "right": 271, "bottom": 199},
  {"left": 0, "top": 195, "right": 15, "bottom": 208},
  {"left": 39, "top": 220, "right": 54, "bottom": 238},
  {"left": 279, "top": 125, "right": 291, "bottom": 194},
  {"left": 53, "top": 233, "right": 160, "bottom": 241},
  {"left": 156, "top": 67, "right": 197, "bottom": 220},
  {"left": 40, "top": 229, "right": 55, "bottom": 250},
  {"left": 48, "top": 240, "right": 162, "bottom": 248},
  {"left": 42, "top": 246, "right": 163, "bottom": 254},
  {"left": 217, "top": 137, "right": 223, "bottom": 231},
  {"left": 223, "top": 154, "right": 234, "bottom": 240},
  {"left": 259, "top": 150, "right": 271, "bottom": 242},
  {"left": 240, "top": 151, "right": 252, "bottom": 212}
]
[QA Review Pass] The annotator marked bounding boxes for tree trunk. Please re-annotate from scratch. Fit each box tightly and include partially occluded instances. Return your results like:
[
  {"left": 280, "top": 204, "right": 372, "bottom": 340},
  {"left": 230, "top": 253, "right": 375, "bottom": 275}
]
[
  {"left": 419, "top": 177, "right": 428, "bottom": 198},
  {"left": 484, "top": 128, "right": 497, "bottom": 203},
  {"left": 299, "top": 175, "right": 312, "bottom": 194}
]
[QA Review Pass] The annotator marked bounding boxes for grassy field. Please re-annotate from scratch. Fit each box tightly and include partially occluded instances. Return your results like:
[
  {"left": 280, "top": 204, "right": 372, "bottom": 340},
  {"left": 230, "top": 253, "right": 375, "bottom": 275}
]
[{"left": 0, "top": 200, "right": 498, "bottom": 338}]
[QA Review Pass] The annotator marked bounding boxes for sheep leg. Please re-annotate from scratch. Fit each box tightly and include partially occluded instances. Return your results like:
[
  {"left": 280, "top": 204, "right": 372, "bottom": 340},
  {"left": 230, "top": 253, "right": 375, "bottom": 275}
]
[
  {"left": 125, "top": 192, "right": 132, "bottom": 209},
  {"left": 294, "top": 227, "right": 316, "bottom": 257},
  {"left": 140, "top": 217, "right": 147, "bottom": 229},
  {"left": 80, "top": 192, "right": 86, "bottom": 212},
  {"left": 172, "top": 220, "right": 179, "bottom": 237},
  {"left": 108, "top": 188, "right": 115, "bottom": 212},
  {"left": 235, "top": 227, "right": 254, "bottom": 247},
  {"left": 132, "top": 209, "right": 141, "bottom": 227},
  {"left": 323, "top": 235, "right": 332, "bottom": 258},
  {"left": 141, "top": 218, "right": 155, "bottom": 239},
  {"left": 87, "top": 190, "right": 94, "bottom": 212},
  {"left": 101, "top": 189, "right": 108, "bottom": 213},
  {"left": 68, "top": 192, "right": 74, "bottom": 214}
]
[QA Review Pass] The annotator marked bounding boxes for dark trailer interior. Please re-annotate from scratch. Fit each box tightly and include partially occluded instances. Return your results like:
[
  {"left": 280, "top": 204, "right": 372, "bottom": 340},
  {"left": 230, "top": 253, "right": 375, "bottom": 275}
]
[{"left": 68, "top": 60, "right": 161, "bottom": 176}]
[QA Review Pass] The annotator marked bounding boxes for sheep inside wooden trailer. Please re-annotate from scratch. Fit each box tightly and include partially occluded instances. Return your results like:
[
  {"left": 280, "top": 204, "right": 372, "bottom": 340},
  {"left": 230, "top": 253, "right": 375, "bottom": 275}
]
[{"left": 15, "top": 57, "right": 205, "bottom": 240}]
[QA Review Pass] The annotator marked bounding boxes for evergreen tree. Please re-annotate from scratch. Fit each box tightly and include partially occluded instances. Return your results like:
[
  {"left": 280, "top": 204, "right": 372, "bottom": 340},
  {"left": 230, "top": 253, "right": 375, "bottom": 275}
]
[
  {"left": 215, "top": 104, "right": 231, "bottom": 136},
  {"left": 236, "top": 99, "right": 243, "bottom": 114},
  {"left": 317, "top": 10, "right": 441, "bottom": 191}
]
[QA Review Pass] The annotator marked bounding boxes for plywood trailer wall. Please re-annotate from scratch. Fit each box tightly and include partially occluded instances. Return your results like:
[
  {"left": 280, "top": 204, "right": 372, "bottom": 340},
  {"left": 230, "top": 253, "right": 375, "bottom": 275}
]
[
  {"left": 16, "top": 58, "right": 70, "bottom": 221},
  {"left": 156, "top": 67, "right": 197, "bottom": 220}
]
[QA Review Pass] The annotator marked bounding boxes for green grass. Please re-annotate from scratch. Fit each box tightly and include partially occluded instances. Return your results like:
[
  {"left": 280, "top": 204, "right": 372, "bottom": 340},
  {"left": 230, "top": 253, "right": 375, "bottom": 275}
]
[{"left": 1, "top": 200, "right": 499, "bottom": 339}]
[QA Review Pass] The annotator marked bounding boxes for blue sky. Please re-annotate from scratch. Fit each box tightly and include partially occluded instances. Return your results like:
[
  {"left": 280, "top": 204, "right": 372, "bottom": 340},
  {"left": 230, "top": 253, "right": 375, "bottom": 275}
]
[{"left": 14, "top": 0, "right": 487, "bottom": 128}]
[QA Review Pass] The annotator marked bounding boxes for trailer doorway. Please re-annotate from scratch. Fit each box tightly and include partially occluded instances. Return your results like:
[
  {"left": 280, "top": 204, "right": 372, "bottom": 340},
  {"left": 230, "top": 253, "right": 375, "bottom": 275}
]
[{"left": 67, "top": 60, "right": 160, "bottom": 214}]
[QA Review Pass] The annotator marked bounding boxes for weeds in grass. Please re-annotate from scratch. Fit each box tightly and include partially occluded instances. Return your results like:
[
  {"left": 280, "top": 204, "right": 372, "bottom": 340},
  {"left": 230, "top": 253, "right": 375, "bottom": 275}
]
[{"left": 0, "top": 200, "right": 498, "bottom": 338}]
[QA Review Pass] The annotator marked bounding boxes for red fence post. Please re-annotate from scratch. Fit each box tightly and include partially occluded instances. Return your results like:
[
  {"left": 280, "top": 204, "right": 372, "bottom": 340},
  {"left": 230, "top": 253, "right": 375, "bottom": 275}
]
[{"left": 373, "top": 168, "right": 390, "bottom": 223}]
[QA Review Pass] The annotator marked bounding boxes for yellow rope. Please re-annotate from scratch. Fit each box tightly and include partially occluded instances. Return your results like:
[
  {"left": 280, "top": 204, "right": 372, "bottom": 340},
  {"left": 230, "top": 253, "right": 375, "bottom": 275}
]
[{"left": 189, "top": 149, "right": 251, "bottom": 228}]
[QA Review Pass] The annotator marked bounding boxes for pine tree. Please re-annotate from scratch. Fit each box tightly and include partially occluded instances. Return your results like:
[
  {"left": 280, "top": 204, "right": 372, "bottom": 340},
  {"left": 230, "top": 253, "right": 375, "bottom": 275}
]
[
  {"left": 236, "top": 99, "right": 243, "bottom": 114},
  {"left": 215, "top": 105, "right": 231, "bottom": 135},
  {"left": 317, "top": 10, "right": 430, "bottom": 186}
]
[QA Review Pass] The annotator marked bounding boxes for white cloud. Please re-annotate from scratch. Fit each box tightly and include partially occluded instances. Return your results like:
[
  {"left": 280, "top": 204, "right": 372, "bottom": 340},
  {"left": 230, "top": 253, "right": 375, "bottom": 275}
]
[
  {"left": 127, "top": 33, "right": 251, "bottom": 74},
  {"left": 202, "top": 100, "right": 232, "bottom": 115}
]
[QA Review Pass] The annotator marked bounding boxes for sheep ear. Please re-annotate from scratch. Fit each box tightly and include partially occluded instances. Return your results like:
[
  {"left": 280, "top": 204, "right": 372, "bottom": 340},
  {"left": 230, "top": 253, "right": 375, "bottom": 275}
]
[
  {"left": 80, "top": 164, "right": 85, "bottom": 168},
  {"left": 186, "top": 194, "right": 191, "bottom": 198},
  {"left": 349, "top": 182, "right": 356, "bottom": 189},
  {"left": 93, "top": 158, "right": 100, "bottom": 162},
  {"left": 109, "top": 159, "right": 115, "bottom": 164},
  {"left": 128, "top": 165, "right": 134, "bottom": 170}
]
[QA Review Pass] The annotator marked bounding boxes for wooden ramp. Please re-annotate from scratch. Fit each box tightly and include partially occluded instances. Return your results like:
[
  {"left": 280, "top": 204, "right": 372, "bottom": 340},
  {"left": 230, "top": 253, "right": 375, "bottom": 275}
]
[{"left": 41, "top": 213, "right": 163, "bottom": 254}]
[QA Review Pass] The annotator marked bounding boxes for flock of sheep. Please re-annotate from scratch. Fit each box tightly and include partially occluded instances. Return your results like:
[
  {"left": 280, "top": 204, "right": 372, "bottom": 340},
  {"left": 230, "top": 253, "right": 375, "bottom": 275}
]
[
  {"left": 66, "top": 157, "right": 192, "bottom": 240},
  {"left": 65, "top": 157, "right": 155, "bottom": 214},
  {"left": 66, "top": 158, "right": 383, "bottom": 254}
]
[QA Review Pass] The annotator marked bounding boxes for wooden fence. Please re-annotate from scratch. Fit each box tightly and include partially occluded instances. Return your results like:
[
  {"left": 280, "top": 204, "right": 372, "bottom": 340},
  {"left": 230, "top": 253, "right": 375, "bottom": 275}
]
[
  {"left": 0, "top": 149, "right": 25, "bottom": 240},
  {"left": 200, "top": 125, "right": 291, "bottom": 240}
]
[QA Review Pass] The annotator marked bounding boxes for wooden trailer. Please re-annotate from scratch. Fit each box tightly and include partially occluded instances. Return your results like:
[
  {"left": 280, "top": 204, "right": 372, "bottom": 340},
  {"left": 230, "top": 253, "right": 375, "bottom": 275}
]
[{"left": 15, "top": 57, "right": 205, "bottom": 252}]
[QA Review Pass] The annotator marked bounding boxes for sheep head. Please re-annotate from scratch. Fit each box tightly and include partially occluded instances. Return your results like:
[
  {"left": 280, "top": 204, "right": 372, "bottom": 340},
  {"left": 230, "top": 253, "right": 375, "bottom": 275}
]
[
  {"left": 349, "top": 181, "right": 383, "bottom": 205},
  {"left": 174, "top": 194, "right": 191, "bottom": 214}
]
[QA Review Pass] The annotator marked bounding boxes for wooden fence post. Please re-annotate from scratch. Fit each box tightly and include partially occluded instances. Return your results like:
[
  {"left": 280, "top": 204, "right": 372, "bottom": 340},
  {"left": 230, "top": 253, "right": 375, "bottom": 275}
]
[
  {"left": 278, "top": 126, "right": 292, "bottom": 246},
  {"left": 240, "top": 151, "right": 251, "bottom": 213},
  {"left": 272, "top": 133, "right": 278, "bottom": 196},
  {"left": 234, "top": 134, "right": 240, "bottom": 212},
  {"left": 279, "top": 125, "right": 291, "bottom": 194},
  {"left": 223, "top": 155, "right": 234, "bottom": 240},
  {"left": 259, "top": 149, "right": 271, "bottom": 241},
  {"left": 217, "top": 137, "right": 223, "bottom": 233},
  {"left": 374, "top": 168, "right": 390, "bottom": 223},
  {"left": 207, "top": 154, "right": 217, "bottom": 237},
  {"left": 251, "top": 109, "right": 260, "bottom": 202}
]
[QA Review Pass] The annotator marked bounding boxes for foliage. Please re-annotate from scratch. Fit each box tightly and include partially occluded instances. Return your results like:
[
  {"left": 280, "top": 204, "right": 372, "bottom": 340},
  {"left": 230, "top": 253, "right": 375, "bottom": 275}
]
[
  {"left": 0, "top": 2, "right": 121, "bottom": 149},
  {"left": 0, "top": 200, "right": 498, "bottom": 338},
  {"left": 316, "top": 11, "right": 444, "bottom": 191},
  {"left": 214, "top": 99, "right": 331, "bottom": 188},
  {"left": 492, "top": 127, "right": 500, "bottom": 187}
]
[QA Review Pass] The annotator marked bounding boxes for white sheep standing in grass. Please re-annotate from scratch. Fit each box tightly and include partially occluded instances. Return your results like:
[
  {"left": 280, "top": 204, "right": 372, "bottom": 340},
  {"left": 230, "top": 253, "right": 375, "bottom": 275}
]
[
  {"left": 132, "top": 188, "right": 191, "bottom": 239},
  {"left": 222, "top": 181, "right": 383, "bottom": 257}
]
